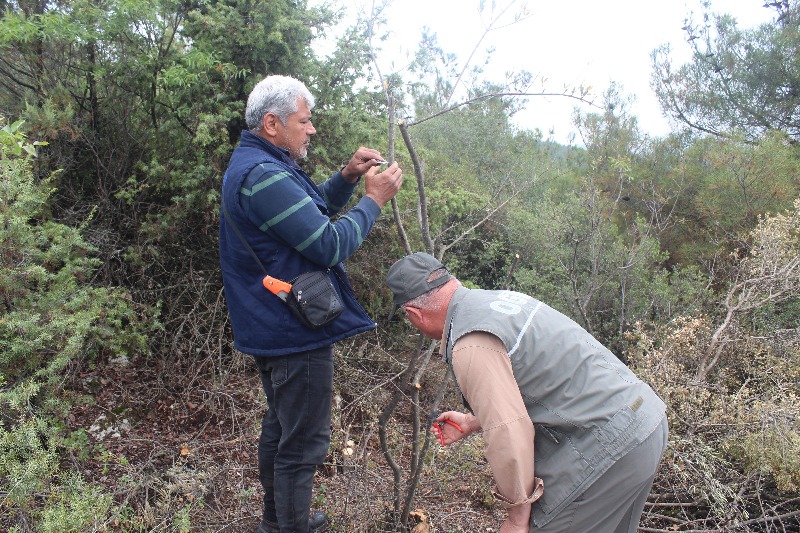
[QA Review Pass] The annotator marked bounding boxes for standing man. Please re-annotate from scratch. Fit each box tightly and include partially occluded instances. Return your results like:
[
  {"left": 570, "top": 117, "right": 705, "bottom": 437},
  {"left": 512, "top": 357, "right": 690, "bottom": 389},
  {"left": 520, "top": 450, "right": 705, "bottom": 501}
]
[
  {"left": 220, "top": 75, "right": 402, "bottom": 533},
  {"left": 386, "top": 252, "right": 668, "bottom": 533}
]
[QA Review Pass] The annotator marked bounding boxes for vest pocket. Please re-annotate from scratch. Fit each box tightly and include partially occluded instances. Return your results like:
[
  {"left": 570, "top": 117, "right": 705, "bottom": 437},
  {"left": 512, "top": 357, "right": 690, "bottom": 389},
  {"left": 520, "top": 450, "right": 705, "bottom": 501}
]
[
  {"left": 595, "top": 404, "right": 638, "bottom": 459},
  {"left": 533, "top": 424, "right": 592, "bottom": 516}
]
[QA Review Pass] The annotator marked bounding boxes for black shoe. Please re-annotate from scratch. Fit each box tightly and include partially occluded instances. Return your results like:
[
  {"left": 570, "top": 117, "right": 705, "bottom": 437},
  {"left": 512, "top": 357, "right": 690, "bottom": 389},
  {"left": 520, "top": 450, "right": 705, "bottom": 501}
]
[{"left": 256, "top": 511, "right": 329, "bottom": 533}]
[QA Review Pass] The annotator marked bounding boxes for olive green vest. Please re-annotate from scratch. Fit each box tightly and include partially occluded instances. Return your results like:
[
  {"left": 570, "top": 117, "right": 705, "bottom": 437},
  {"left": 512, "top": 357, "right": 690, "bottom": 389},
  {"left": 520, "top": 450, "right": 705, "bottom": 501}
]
[{"left": 442, "top": 287, "right": 665, "bottom": 527}]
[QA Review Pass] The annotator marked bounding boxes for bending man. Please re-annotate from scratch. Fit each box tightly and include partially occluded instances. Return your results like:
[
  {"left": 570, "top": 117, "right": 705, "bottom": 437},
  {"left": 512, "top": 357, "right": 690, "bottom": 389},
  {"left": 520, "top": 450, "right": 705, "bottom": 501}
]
[{"left": 386, "top": 252, "right": 668, "bottom": 533}]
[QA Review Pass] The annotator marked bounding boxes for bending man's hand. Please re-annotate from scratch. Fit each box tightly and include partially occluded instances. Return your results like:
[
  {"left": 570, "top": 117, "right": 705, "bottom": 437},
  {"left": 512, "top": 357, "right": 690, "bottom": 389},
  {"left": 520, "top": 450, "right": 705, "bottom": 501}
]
[
  {"left": 499, "top": 504, "right": 531, "bottom": 533},
  {"left": 431, "top": 411, "right": 477, "bottom": 445},
  {"left": 341, "top": 146, "right": 388, "bottom": 182},
  {"left": 364, "top": 162, "right": 402, "bottom": 208}
]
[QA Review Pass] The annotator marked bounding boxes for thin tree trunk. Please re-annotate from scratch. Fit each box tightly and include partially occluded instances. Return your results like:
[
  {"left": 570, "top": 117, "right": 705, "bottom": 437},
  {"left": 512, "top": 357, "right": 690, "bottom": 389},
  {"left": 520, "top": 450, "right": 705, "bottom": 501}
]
[{"left": 399, "top": 120, "right": 434, "bottom": 255}]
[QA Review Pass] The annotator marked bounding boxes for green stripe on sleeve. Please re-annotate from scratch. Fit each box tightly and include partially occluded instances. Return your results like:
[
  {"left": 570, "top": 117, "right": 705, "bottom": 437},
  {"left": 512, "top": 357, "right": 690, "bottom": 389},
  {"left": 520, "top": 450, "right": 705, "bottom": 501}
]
[
  {"left": 261, "top": 197, "right": 313, "bottom": 229},
  {"left": 251, "top": 171, "right": 290, "bottom": 194},
  {"left": 341, "top": 215, "right": 364, "bottom": 245},
  {"left": 296, "top": 221, "right": 329, "bottom": 252}
]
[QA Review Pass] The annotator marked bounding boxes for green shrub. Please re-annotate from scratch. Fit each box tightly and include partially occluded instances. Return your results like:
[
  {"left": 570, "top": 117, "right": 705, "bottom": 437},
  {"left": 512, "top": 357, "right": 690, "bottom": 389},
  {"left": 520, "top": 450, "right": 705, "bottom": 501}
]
[
  {"left": 39, "top": 472, "right": 112, "bottom": 532},
  {"left": 0, "top": 117, "right": 148, "bottom": 529}
]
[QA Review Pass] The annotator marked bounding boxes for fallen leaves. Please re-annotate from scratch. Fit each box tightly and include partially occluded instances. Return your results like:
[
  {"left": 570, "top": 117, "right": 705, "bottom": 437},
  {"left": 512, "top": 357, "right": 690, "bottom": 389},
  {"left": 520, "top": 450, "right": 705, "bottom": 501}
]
[{"left": 410, "top": 508, "right": 430, "bottom": 533}]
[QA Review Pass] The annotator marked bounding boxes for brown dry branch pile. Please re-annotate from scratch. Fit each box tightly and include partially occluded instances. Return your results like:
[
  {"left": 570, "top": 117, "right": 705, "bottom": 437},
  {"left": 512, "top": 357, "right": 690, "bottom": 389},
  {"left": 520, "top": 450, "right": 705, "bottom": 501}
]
[{"left": 64, "top": 339, "right": 508, "bottom": 532}]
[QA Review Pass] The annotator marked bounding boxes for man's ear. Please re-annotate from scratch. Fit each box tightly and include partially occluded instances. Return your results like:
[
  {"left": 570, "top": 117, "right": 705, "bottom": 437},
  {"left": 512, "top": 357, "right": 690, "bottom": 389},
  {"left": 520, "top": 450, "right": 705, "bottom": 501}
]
[
  {"left": 262, "top": 112, "right": 281, "bottom": 137},
  {"left": 405, "top": 306, "right": 423, "bottom": 325}
]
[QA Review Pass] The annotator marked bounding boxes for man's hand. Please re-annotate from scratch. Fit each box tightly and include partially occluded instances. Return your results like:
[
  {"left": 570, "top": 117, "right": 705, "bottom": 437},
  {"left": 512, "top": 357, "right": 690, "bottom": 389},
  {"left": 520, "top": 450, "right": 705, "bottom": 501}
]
[
  {"left": 499, "top": 518, "right": 530, "bottom": 533},
  {"left": 364, "top": 162, "right": 402, "bottom": 208},
  {"left": 431, "top": 411, "right": 478, "bottom": 445},
  {"left": 341, "top": 147, "right": 388, "bottom": 182},
  {"left": 499, "top": 505, "right": 531, "bottom": 533}
]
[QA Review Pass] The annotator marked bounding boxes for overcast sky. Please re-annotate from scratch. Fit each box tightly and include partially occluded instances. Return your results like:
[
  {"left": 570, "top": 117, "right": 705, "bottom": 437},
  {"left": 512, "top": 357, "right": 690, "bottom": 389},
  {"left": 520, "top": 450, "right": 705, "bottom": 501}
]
[{"left": 314, "top": 0, "right": 776, "bottom": 144}]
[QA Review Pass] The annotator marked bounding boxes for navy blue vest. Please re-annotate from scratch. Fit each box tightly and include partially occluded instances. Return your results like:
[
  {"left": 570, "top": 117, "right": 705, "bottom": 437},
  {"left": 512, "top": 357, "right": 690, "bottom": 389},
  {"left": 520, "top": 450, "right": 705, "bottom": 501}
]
[{"left": 219, "top": 131, "right": 376, "bottom": 356}]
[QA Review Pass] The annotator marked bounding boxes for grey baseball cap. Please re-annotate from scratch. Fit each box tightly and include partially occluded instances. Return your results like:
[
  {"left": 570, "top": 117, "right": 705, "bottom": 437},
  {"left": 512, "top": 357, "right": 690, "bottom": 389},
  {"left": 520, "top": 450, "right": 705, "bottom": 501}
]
[{"left": 386, "top": 252, "right": 452, "bottom": 320}]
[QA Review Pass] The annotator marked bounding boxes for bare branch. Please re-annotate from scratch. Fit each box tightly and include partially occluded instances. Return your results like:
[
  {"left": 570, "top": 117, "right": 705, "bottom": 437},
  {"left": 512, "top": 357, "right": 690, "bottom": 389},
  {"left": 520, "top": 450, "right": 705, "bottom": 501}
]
[
  {"left": 444, "top": 0, "right": 520, "bottom": 108},
  {"left": 398, "top": 119, "right": 434, "bottom": 255},
  {"left": 386, "top": 92, "right": 412, "bottom": 254},
  {"left": 438, "top": 195, "right": 516, "bottom": 260},
  {"left": 410, "top": 91, "right": 598, "bottom": 127}
]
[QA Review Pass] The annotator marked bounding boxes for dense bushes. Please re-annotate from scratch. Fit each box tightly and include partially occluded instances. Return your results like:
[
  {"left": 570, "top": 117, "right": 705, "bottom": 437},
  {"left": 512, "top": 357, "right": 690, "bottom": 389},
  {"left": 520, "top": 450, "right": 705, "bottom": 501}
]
[
  {"left": 625, "top": 202, "right": 800, "bottom": 530},
  {"left": 0, "top": 120, "right": 148, "bottom": 530}
]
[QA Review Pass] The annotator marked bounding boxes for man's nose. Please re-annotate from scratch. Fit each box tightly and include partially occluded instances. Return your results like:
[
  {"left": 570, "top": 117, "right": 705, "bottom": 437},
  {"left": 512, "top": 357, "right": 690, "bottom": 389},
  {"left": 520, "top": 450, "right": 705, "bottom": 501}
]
[{"left": 307, "top": 123, "right": 316, "bottom": 135}]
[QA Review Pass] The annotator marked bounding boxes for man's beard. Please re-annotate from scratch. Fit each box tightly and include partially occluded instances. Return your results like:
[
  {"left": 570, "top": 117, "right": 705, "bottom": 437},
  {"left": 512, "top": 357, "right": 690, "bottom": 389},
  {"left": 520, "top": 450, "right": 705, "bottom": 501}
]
[{"left": 291, "top": 143, "right": 309, "bottom": 160}]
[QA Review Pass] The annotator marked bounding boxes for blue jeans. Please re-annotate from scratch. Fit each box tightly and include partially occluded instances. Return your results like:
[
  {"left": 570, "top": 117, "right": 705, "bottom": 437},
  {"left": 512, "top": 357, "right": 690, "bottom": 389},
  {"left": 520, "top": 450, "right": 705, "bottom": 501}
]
[{"left": 254, "top": 346, "right": 334, "bottom": 533}]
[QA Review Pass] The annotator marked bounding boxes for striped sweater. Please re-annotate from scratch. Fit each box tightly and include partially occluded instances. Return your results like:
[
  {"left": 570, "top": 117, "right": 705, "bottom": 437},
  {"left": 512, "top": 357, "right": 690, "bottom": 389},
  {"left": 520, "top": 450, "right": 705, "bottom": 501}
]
[
  {"left": 240, "top": 162, "right": 379, "bottom": 267},
  {"left": 220, "top": 130, "right": 378, "bottom": 356}
]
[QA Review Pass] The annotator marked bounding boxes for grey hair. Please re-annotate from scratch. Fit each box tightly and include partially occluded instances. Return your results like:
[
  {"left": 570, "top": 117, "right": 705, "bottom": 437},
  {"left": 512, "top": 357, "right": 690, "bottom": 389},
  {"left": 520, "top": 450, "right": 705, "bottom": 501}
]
[{"left": 245, "top": 75, "right": 315, "bottom": 130}]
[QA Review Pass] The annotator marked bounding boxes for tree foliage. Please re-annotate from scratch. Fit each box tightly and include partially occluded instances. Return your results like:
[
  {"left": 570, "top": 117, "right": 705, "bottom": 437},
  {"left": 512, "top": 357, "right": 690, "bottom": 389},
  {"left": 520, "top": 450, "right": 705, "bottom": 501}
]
[
  {"left": 652, "top": 1, "right": 800, "bottom": 141},
  {"left": 0, "top": 118, "right": 146, "bottom": 528},
  {"left": 0, "top": 0, "right": 379, "bottom": 361},
  {"left": 698, "top": 198, "right": 800, "bottom": 380}
]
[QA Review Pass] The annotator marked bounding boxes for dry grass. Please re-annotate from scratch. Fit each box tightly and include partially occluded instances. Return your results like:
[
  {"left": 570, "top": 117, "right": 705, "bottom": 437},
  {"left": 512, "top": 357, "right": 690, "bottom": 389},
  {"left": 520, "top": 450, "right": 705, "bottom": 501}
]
[{"left": 64, "top": 339, "right": 505, "bottom": 533}]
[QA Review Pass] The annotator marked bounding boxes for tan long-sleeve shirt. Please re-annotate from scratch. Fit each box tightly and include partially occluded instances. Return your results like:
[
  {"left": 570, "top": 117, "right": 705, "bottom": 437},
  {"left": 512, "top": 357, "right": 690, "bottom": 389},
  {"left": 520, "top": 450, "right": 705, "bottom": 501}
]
[{"left": 447, "top": 331, "right": 544, "bottom": 508}]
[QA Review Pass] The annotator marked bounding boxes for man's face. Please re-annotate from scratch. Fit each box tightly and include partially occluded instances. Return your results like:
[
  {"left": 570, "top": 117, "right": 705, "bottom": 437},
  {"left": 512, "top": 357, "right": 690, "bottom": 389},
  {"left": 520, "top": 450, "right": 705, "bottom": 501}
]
[{"left": 274, "top": 97, "right": 316, "bottom": 160}]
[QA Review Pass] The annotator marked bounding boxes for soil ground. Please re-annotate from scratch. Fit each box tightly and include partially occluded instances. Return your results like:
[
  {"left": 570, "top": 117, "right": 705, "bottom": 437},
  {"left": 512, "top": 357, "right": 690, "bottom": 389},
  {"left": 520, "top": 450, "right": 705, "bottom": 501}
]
[{"left": 67, "top": 349, "right": 505, "bottom": 532}]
